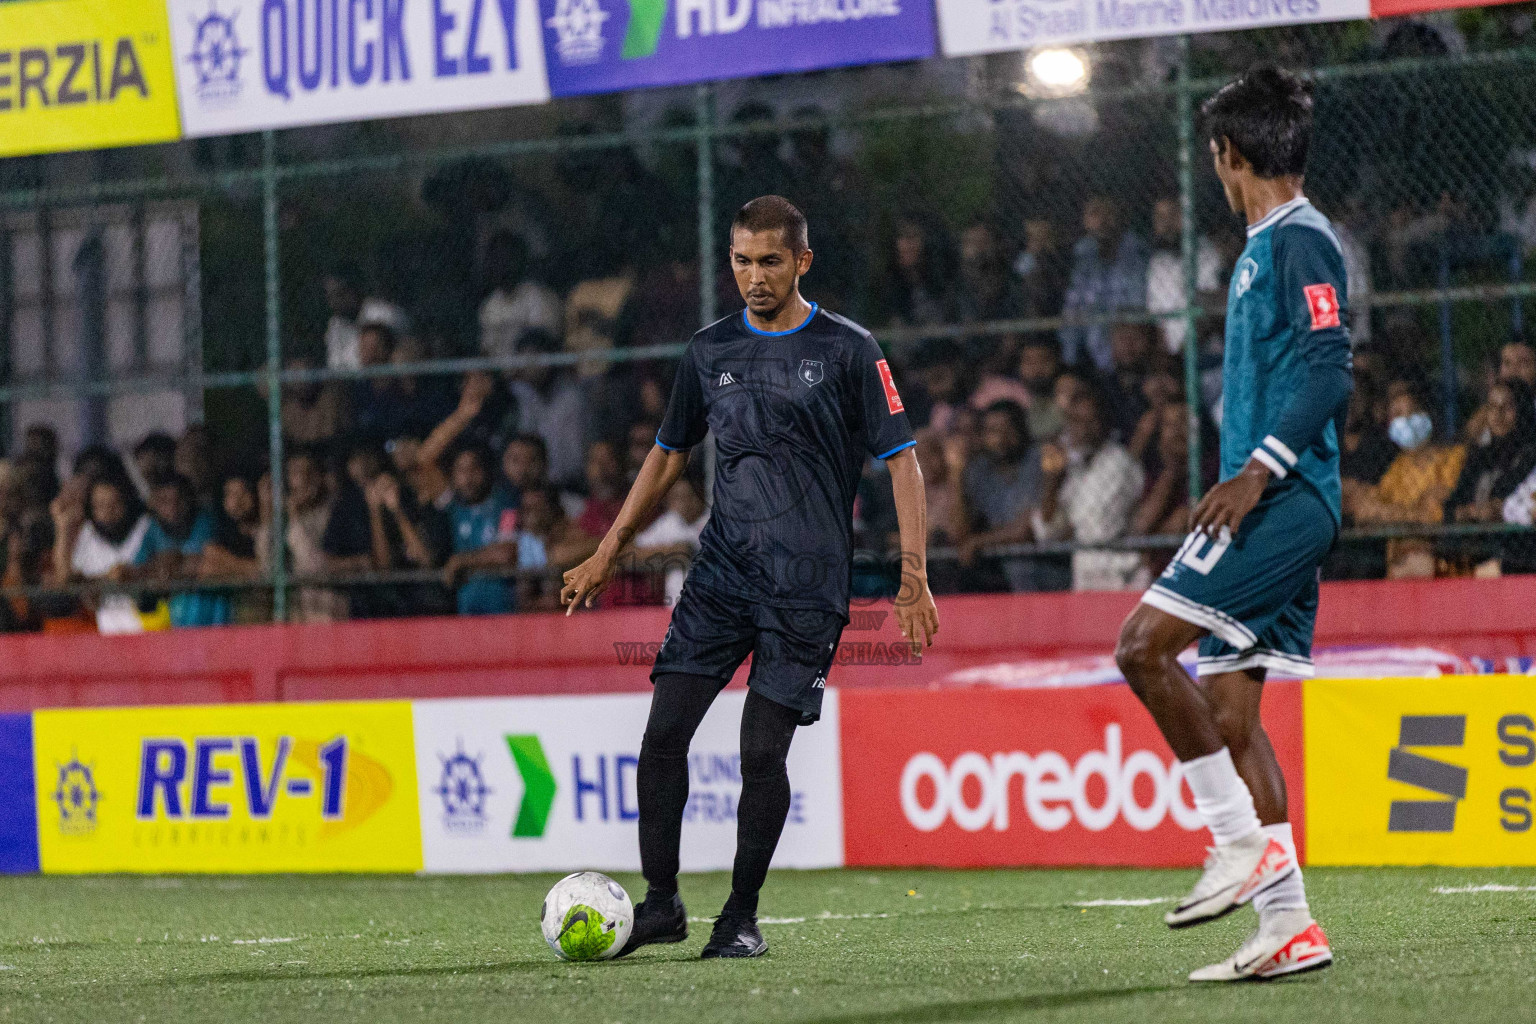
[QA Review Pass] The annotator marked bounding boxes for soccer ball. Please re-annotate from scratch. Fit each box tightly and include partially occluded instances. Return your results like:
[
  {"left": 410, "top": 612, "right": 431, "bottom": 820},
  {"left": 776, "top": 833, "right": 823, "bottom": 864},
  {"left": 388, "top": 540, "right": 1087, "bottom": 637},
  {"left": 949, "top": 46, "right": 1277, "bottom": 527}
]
[{"left": 540, "top": 871, "right": 634, "bottom": 961}]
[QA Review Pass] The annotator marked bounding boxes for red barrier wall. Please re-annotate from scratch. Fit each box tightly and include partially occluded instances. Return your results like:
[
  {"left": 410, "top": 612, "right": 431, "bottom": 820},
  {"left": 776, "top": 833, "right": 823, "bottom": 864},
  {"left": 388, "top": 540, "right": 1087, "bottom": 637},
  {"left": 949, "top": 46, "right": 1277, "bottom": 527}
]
[{"left": 1, "top": 574, "right": 1532, "bottom": 711}]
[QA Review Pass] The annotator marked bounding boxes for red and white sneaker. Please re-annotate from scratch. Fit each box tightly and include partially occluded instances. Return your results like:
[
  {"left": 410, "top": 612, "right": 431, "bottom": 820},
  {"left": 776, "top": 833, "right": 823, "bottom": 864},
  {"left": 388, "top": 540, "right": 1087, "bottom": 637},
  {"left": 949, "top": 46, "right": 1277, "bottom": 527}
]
[
  {"left": 1164, "top": 831, "right": 1296, "bottom": 929},
  {"left": 1188, "top": 909, "right": 1334, "bottom": 982}
]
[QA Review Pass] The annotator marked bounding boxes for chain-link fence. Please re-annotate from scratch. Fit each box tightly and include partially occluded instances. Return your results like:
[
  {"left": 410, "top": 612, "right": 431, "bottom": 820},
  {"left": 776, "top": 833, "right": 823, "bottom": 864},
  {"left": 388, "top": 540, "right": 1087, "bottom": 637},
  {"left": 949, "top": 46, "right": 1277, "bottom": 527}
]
[{"left": 2, "top": 11, "right": 1535, "bottom": 631}]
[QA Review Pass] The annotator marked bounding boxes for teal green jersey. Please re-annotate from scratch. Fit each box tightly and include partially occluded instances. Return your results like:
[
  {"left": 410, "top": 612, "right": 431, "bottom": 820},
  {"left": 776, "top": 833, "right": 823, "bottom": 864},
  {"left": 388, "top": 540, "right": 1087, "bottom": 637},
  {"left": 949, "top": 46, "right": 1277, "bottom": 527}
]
[{"left": 1221, "top": 197, "right": 1353, "bottom": 525}]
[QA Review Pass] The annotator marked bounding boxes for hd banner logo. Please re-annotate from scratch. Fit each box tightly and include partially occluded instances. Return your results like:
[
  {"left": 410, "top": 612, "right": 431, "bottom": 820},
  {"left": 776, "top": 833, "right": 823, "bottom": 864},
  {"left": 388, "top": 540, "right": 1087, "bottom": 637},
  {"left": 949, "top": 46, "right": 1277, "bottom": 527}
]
[
  {"left": 413, "top": 693, "right": 844, "bottom": 873},
  {"left": 32, "top": 702, "right": 421, "bottom": 873},
  {"left": 1305, "top": 677, "right": 1536, "bottom": 866}
]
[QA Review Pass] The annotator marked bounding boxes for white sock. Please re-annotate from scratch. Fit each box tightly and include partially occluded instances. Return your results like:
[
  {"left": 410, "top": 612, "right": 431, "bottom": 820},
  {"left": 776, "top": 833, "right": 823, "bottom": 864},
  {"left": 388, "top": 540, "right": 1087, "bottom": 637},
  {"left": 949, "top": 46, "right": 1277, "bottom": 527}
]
[
  {"left": 1180, "top": 747, "right": 1262, "bottom": 846},
  {"left": 1252, "top": 822, "right": 1309, "bottom": 914}
]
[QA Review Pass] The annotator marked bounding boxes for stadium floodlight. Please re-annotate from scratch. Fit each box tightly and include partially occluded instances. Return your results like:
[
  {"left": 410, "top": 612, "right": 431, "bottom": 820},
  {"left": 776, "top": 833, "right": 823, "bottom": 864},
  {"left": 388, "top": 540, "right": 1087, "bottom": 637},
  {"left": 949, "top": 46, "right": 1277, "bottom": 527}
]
[{"left": 1022, "top": 48, "right": 1090, "bottom": 97}]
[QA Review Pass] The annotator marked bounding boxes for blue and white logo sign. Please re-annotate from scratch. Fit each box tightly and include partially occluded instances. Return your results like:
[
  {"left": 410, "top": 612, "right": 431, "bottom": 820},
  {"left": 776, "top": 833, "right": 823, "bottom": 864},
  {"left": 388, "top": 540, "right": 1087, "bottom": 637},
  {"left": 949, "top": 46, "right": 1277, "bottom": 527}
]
[
  {"left": 185, "top": 1, "right": 250, "bottom": 103},
  {"left": 544, "top": 0, "right": 608, "bottom": 64},
  {"left": 435, "top": 740, "right": 492, "bottom": 833},
  {"left": 168, "top": 0, "right": 550, "bottom": 137}
]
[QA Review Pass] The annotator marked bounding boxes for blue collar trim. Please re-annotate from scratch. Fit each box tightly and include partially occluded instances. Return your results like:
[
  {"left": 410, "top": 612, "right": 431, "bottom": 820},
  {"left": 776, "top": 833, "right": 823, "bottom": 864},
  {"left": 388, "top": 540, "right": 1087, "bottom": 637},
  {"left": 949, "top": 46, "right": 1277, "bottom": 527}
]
[{"left": 743, "top": 302, "right": 819, "bottom": 336}]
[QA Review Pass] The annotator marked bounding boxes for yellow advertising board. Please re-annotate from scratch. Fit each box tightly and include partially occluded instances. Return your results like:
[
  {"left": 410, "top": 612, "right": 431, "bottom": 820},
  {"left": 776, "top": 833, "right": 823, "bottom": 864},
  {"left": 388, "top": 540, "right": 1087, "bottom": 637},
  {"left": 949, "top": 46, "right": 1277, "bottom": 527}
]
[
  {"left": 1305, "top": 676, "right": 1536, "bottom": 866},
  {"left": 33, "top": 701, "right": 422, "bottom": 873},
  {"left": 0, "top": 0, "right": 181, "bottom": 158}
]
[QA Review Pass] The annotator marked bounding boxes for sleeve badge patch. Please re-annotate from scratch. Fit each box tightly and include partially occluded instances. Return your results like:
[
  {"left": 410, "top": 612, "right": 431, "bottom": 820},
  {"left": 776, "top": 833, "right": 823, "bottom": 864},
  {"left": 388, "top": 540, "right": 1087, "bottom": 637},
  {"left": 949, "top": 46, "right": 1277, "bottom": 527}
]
[
  {"left": 876, "top": 359, "right": 904, "bottom": 414},
  {"left": 1303, "top": 283, "right": 1342, "bottom": 330}
]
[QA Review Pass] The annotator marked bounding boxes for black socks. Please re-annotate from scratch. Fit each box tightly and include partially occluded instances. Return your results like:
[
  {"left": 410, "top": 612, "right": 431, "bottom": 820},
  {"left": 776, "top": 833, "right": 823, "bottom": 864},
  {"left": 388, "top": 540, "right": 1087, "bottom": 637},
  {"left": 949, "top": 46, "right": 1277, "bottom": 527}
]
[{"left": 638, "top": 674, "right": 800, "bottom": 917}]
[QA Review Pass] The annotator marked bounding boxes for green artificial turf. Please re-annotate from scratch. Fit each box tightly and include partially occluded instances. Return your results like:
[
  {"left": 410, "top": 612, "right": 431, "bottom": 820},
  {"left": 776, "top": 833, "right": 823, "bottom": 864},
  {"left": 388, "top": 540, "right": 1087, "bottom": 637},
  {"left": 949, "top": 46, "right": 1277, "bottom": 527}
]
[{"left": 2, "top": 867, "right": 1534, "bottom": 1023}]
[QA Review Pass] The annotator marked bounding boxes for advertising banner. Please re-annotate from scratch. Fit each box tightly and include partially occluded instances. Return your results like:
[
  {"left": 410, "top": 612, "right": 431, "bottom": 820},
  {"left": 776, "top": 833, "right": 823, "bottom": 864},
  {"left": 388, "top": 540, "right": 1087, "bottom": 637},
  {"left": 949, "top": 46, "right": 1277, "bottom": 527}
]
[
  {"left": 539, "top": 0, "right": 937, "bottom": 98},
  {"left": 935, "top": 0, "right": 1368, "bottom": 58},
  {"left": 1305, "top": 675, "right": 1536, "bottom": 866},
  {"left": 840, "top": 683, "right": 1305, "bottom": 868},
  {"left": 32, "top": 701, "right": 421, "bottom": 873},
  {"left": 0, "top": 0, "right": 181, "bottom": 158},
  {"left": 167, "top": 0, "right": 549, "bottom": 138},
  {"left": 413, "top": 691, "right": 844, "bottom": 872},
  {"left": 0, "top": 714, "right": 39, "bottom": 874}
]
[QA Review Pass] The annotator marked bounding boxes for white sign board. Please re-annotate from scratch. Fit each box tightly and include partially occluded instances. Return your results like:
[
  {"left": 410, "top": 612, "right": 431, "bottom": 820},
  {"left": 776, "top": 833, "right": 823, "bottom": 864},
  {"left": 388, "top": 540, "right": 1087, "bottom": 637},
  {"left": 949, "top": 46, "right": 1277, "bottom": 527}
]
[
  {"left": 168, "top": 0, "right": 549, "bottom": 137},
  {"left": 937, "top": 0, "right": 1370, "bottom": 56},
  {"left": 413, "top": 691, "right": 845, "bottom": 874}
]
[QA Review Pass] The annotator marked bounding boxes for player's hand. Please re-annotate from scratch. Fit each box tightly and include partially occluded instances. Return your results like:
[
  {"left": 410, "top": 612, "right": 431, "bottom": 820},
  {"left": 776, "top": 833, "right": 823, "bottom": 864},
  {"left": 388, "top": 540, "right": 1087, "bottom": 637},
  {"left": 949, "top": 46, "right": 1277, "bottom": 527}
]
[
  {"left": 894, "top": 568, "right": 939, "bottom": 656},
  {"left": 561, "top": 550, "right": 617, "bottom": 616},
  {"left": 1190, "top": 461, "right": 1268, "bottom": 538}
]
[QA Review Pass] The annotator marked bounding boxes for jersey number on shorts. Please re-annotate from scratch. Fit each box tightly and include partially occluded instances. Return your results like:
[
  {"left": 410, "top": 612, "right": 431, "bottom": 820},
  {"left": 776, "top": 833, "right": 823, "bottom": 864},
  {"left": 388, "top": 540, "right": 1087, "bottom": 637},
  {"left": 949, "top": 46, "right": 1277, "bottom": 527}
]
[{"left": 1168, "top": 530, "right": 1231, "bottom": 577}]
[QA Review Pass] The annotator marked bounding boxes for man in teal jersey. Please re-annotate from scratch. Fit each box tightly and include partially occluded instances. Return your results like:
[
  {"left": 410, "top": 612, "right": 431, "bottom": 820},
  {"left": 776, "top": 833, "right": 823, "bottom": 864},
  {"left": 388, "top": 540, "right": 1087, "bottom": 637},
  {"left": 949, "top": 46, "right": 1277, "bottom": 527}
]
[{"left": 1115, "top": 67, "right": 1351, "bottom": 982}]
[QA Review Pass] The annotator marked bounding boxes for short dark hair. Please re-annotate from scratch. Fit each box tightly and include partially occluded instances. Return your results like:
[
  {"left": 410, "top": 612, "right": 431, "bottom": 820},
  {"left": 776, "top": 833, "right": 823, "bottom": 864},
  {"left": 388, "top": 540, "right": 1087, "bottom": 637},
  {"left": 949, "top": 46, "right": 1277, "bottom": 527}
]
[
  {"left": 447, "top": 439, "right": 496, "bottom": 475},
  {"left": 152, "top": 473, "right": 198, "bottom": 506},
  {"left": 731, "top": 195, "right": 809, "bottom": 255},
  {"left": 285, "top": 443, "right": 327, "bottom": 470},
  {"left": 326, "top": 260, "right": 365, "bottom": 290},
  {"left": 1018, "top": 333, "right": 1062, "bottom": 356},
  {"left": 982, "top": 399, "right": 1032, "bottom": 449},
  {"left": 134, "top": 431, "right": 177, "bottom": 459},
  {"left": 1202, "top": 65, "right": 1313, "bottom": 178},
  {"left": 72, "top": 444, "right": 124, "bottom": 479},
  {"left": 505, "top": 433, "right": 549, "bottom": 463}
]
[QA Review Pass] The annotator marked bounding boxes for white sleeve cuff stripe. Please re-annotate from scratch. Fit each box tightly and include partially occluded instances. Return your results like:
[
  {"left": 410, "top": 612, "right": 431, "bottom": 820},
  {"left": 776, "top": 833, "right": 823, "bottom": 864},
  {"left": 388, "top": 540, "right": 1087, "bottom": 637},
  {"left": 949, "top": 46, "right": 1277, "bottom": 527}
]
[
  {"left": 1251, "top": 448, "right": 1288, "bottom": 478},
  {"left": 1263, "top": 435, "right": 1299, "bottom": 467}
]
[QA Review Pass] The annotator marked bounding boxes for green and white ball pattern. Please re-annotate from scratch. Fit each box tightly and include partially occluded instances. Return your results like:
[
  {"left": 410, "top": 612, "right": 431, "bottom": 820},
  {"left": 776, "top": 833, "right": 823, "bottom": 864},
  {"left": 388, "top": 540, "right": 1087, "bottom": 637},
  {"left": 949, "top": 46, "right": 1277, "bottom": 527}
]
[{"left": 541, "top": 871, "right": 634, "bottom": 961}]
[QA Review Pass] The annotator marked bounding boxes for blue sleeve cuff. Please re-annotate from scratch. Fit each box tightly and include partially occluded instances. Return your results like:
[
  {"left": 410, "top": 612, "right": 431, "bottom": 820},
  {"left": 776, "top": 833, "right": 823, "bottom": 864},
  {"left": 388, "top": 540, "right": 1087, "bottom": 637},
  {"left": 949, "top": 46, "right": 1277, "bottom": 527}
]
[
  {"left": 875, "top": 439, "right": 917, "bottom": 460},
  {"left": 654, "top": 435, "right": 688, "bottom": 453}
]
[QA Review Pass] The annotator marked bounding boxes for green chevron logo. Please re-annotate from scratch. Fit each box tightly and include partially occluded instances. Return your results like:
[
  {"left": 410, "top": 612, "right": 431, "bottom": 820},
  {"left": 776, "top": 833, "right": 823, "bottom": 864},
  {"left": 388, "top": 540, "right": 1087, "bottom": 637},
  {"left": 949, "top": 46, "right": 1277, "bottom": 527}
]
[
  {"left": 505, "top": 734, "right": 557, "bottom": 838},
  {"left": 621, "top": 0, "right": 668, "bottom": 59}
]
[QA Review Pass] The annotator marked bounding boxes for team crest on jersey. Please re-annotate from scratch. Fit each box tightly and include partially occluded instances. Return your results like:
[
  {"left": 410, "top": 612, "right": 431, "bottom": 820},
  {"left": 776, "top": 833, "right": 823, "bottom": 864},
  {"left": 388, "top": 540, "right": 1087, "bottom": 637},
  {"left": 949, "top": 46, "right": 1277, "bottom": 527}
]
[
  {"left": 1234, "top": 257, "right": 1259, "bottom": 298},
  {"left": 799, "top": 359, "right": 825, "bottom": 387}
]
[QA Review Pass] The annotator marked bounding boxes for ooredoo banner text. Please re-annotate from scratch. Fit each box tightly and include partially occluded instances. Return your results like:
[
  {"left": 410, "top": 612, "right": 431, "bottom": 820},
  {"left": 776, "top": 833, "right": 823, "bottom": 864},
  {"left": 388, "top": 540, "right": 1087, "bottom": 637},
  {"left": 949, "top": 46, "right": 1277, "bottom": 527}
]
[{"left": 839, "top": 683, "right": 1306, "bottom": 868}]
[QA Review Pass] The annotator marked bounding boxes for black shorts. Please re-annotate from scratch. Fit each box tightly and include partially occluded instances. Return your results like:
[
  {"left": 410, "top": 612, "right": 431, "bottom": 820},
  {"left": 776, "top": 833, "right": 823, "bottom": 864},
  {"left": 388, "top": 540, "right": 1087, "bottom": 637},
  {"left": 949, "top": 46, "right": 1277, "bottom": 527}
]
[{"left": 650, "top": 582, "right": 844, "bottom": 724}]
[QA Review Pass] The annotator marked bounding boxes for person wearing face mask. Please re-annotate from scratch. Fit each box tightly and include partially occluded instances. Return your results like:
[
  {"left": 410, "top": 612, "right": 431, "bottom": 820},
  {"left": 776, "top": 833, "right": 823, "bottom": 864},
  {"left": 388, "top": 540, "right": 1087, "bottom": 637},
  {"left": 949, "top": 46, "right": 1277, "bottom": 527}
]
[
  {"left": 1344, "top": 380, "right": 1466, "bottom": 577},
  {"left": 1440, "top": 379, "right": 1536, "bottom": 574}
]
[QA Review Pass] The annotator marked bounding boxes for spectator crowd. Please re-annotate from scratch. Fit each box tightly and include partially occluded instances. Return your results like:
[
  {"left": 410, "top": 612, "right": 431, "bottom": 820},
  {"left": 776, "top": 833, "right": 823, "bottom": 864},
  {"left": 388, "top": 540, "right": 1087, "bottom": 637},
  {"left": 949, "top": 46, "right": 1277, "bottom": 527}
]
[{"left": 2, "top": 180, "right": 1534, "bottom": 634}]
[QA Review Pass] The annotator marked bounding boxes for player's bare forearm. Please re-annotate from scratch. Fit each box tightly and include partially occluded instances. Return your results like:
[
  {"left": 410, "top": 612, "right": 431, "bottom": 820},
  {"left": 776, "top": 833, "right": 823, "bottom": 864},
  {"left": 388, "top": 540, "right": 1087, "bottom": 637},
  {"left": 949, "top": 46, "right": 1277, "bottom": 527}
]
[
  {"left": 598, "top": 446, "right": 690, "bottom": 560},
  {"left": 561, "top": 445, "right": 690, "bottom": 614},
  {"left": 887, "top": 448, "right": 938, "bottom": 651}
]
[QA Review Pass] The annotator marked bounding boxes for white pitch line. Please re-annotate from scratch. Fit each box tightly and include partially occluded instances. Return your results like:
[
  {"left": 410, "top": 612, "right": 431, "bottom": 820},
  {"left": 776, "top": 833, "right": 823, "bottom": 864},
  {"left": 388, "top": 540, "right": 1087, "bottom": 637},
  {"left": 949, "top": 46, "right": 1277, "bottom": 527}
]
[
  {"left": 688, "top": 911, "right": 890, "bottom": 926},
  {"left": 231, "top": 937, "right": 301, "bottom": 945},
  {"left": 1434, "top": 884, "right": 1536, "bottom": 894},
  {"left": 1070, "top": 897, "right": 1173, "bottom": 907}
]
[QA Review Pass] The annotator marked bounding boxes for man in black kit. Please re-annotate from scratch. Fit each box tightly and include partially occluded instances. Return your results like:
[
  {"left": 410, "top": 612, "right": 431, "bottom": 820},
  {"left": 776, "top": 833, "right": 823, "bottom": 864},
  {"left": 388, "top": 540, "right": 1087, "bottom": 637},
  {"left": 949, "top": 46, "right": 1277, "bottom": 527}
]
[{"left": 561, "top": 196, "right": 939, "bottom": 959}]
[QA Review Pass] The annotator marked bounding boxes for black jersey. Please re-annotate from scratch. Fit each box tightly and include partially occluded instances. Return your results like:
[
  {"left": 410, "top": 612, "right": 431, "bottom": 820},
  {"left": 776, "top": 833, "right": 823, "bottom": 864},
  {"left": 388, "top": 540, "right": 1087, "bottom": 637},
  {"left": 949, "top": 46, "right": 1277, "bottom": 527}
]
[{"left": 656, "top": 303, "right": 915, "bottom": 617}]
